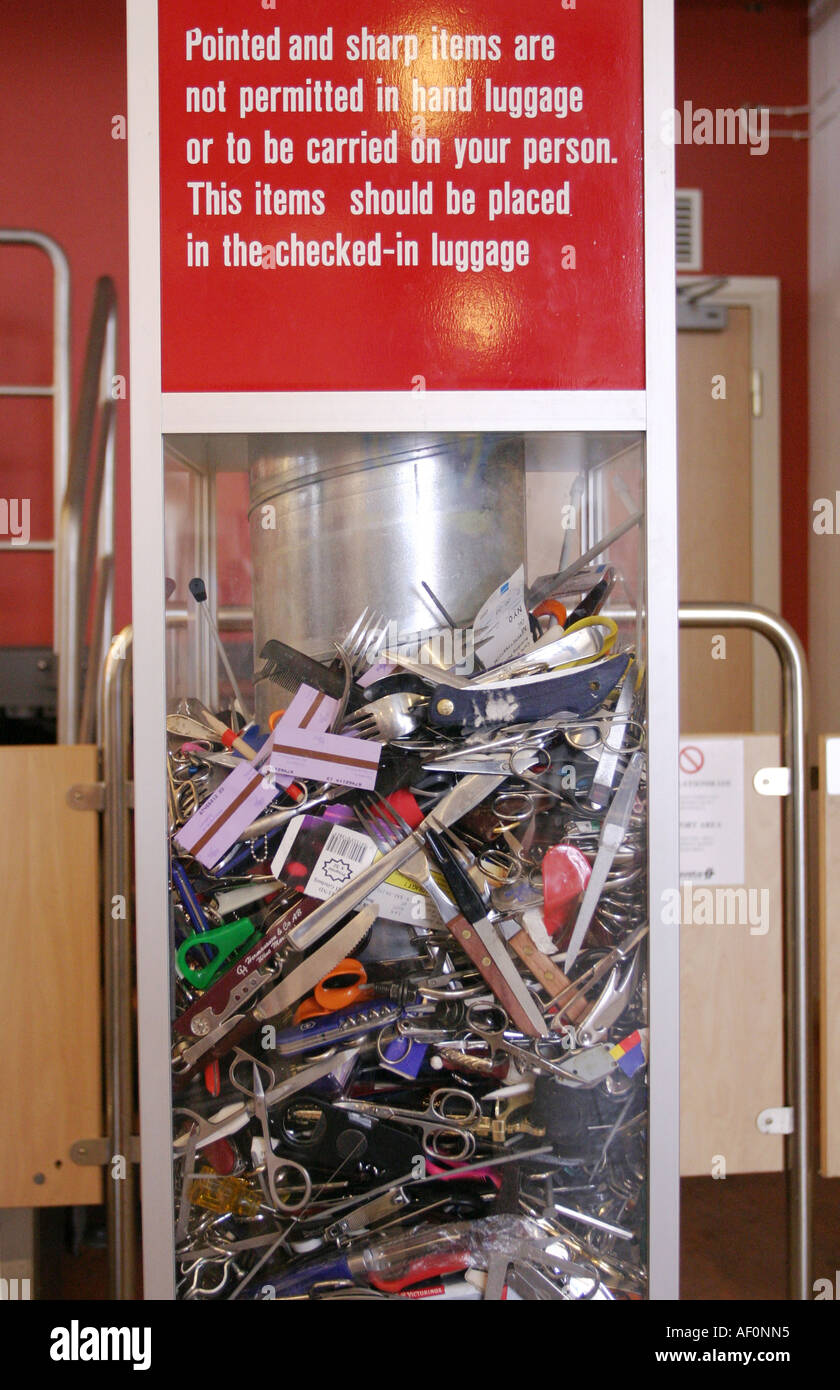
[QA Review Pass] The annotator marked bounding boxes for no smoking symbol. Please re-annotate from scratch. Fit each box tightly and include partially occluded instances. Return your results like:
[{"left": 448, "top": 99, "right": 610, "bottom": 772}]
[{"left": 680, "top": 745, "right": 705, "bottom": 774}]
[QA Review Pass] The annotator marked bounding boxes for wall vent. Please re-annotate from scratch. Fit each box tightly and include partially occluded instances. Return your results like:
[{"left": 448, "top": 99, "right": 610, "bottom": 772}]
[{"left": 676, "top": 189, "right": 702, "bottom": 272}]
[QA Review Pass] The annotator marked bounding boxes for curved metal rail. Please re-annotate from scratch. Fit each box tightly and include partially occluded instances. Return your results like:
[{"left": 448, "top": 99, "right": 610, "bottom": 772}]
[
  {"left": 680, "top": 602, "right": 811, "bottom": 1301},
  {"left": 60, "top": 275, "right": 118, "bottom": 742},
  {"left": 101, "top": 626, "right": 136, "bottom": 1299}
]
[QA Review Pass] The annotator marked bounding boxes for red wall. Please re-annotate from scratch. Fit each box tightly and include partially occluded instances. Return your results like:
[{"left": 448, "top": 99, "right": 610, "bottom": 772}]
[
  {"left": 0, "top": 0, "right": 130, "bottom": 647},
  {"left": 676, "top": 0, "right": 810, "bottom": 645},
  {"left": 0, "top": 3, "right": 810, "bottom": 651}
]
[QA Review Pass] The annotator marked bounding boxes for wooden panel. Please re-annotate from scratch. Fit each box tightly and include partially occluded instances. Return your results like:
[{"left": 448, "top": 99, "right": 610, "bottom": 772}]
[
  {"left": 0, "top": 747, "right": 102, "bottom": 1206},
  {"left": 680, "top": 734, "right": 784, "bottom": 1175},
  {"left": 678, "top": 307, "right": 754, "bottom": 733},
  {"left": 819, "top": 737, "right": 840, "bottom": 1175}
]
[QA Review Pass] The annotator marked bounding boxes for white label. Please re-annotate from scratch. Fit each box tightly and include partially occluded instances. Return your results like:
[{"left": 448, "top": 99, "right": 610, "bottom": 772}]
[
  {"left": 826, "top": 738, "right": 840, "bottom": 796},
  {"left": 308, "top": 825, "right": 378, "bottom": 898},
  {"left": 471, "top": 564, "right": 532, "bottom": 670},
  {"left": 679, "top": 738, "right": 745, "bottom": 885}
]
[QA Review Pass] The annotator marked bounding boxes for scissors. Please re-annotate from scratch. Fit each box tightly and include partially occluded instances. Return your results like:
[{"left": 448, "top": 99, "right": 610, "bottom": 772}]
[
  {"left": 228, "top": 1053, "right": 313, "bottom": 1213},
  {"left": 463, "top": 1002, "right": 580, "bottom": 1082},
  {"left": 294, "top": 958, "right": 374, "bottom": 1022},
  {"left": 468, "top": 790, "right": 551, "bottom": 890},
  {"left": 172, "top": 1049, "right": 358, "bottom": 1155},
  {"left": 423, "top": 738, "right": 573, "bottom": 805},
  {"left": 333, "top": 1088, "right": 481, "bottom": 1159},
  {"left": 167, "top": 753, "right": 211, "bottom": 826},
  {"left": 178, "top": 1251, "right": 245, "bottom": 1299}
]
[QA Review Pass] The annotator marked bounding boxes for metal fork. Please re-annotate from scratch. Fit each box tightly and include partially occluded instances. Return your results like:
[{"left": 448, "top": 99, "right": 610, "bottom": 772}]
[
  {"left": 342, "top": 691, "right": 429, "bottom": 740},
  {"left": 354, "top": 794, "right": 456, "bottom": 922},
  {"left": 340, "top": 608, "right": 390, "bottom": 676}
]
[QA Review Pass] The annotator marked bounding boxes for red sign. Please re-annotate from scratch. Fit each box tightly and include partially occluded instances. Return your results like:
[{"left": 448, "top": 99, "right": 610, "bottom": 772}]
[
  {"left": 679, "top": 745, "right": 705, "bottom": 775},
  {"left": 158, "top": 0, "right": 644, "bottom": 392}
]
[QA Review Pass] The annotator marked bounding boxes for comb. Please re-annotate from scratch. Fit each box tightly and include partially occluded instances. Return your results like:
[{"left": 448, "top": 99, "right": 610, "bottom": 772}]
[{"left": 254, "top": 640, "right": 365, "bottom": 708}]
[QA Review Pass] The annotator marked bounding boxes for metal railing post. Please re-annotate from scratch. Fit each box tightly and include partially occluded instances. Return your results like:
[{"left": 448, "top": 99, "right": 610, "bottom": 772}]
[
  {"left": 679, "top": 601, "right": 811, "bottom": 1300},
  {"left": 100, "top": 626, "right": 136, "bottom": 1299},
  {"left": 59, "top": 276, "right": 118, "bottom": 743}
]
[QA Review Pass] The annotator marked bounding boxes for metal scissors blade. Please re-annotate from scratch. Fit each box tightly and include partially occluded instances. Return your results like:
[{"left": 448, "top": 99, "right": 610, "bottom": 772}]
[
  {"left": 464, "top": 1003, "right": 569, "bottom": 1080},
  {"left": 172, "top": 1049, "right": 358, "bottom": 1155},
  {"left": 248, "top": 1062, "right": 313, "bottom": 1213},
  {"left": 564, "top": 752, "right": 645, "bottom": 972},
  {"left": 333, "top": 1088, "right": 480, "bottom": 1159}
]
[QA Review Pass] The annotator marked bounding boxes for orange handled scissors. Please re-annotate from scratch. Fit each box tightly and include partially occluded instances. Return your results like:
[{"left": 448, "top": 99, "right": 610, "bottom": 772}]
[{"left": 294, "top": 958, "right": 375, "bottom": 1022}]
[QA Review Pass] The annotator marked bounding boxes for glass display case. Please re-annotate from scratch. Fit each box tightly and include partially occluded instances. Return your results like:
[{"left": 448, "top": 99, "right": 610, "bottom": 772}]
[{"left": 154, "top": 429, "right": 659, "bottom": 1300}]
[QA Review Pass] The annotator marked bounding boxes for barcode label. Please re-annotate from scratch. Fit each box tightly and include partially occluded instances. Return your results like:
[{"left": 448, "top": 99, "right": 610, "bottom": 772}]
[
  {"left": 325, "top": 831, "right": 370, "bottom": 864},
  {"left": 307, "top": 824, "right": 378, "bottom": 902}
]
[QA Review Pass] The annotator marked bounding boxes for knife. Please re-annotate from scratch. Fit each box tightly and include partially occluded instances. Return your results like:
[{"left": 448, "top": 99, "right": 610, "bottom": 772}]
[
  {"left": 495, "top": 921, "right": 591, "bottom": 1025},
  {"left": 424, "top": 829, "right": 547, "bottom": 1037},
  {"left": 427, "top": 653, "right": 631, "bottom": 731},
  {"left": 563, "top": 751, "right": 644, "bottom": 973},
  {"left": 288, "top": 772, "right": 507, "bottom": 951},
  {"left": 252, "top": 905, "right": 377, "bottom": 1022}
]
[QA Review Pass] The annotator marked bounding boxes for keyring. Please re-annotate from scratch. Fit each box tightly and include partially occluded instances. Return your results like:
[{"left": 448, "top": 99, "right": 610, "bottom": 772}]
[
  {"left": 376, "top": 1024, "right": 412, "bottom": 1067},
  {"left": 477, "top": 846, "right": 520, "bottom": 886}
]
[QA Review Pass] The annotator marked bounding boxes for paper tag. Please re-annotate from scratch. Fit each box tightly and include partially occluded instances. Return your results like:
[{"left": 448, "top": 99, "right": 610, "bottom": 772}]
[
  {"left": 174, "top": 686, "right": 340, "bottom": 869},
  {"left": 358, "top": 661, "right": 397, "bottom": 689},
  {"left": 280, "top": 683, "right": 339, "bottom": 733},
  {"left": 265, "top": 682, "right": 343, "bottom": 796},
  {"left": 271, "top": 817, "right": 433, "bottom": 924},
  {"left": 471, "top": 564, "right": 532, "bottom": 670},
  {"left": 519, "top": 907, "right": 556, "bottom": 955},
  {"left": 272, "top": 819, "right": 377, "bottom": 899},
  {"left": 270, "top": 724, "right": 382, "bottom": 790},
  {"left": 309, "top": 826, "right": 379, "bottom": 896},
  {"left": 373, "top": 878, "right": 430, "bottom": 925},
  {"left": 174, "top": 733, "right": 276, "bottom": 869}
]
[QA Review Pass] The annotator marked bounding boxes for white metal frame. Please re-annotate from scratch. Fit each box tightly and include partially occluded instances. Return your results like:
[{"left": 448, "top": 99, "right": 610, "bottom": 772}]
[{"left": 128, "top": 0, "right": 679, "bottom": 1300}]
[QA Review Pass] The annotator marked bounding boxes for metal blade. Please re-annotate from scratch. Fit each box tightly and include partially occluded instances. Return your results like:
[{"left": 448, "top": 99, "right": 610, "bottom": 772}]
[
  {"left": 563, "top": 752, "right": 644, "bottom": 972},
  {"left": 290, "top": 773, "right": 505, "bottom": 950}
]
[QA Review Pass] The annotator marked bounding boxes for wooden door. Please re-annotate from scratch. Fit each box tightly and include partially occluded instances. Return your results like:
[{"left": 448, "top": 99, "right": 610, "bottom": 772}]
[
  {"left": 0, "top": 747, "right": 102, "bottom": 1206},
  {"left": 678, "top": 309, "right": 785, "bottom": 1177},
  {"left": 678, "top": 306, "right": 754, "bottom": 732}
]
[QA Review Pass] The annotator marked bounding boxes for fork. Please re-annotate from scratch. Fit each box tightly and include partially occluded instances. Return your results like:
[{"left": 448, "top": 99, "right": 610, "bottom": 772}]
[
  {"left": 342, "top": 692, "right": 429, "bottom": 740},
  {"left": 354, "top": 794, "right": 454, "bottom": 919},
  {"left": 340, "top": 608, "right": 390, "bottom": 676}
]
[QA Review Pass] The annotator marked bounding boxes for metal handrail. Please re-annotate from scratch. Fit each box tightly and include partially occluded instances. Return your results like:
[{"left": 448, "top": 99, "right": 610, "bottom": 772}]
[
  {"left": 58, "top": 276, "right": 118, "bottom": 742},
  {"left": 100, "top": 626, "right": 136, "bottom": 1300},
  {"left": 679, "top": 602, "right": 811, "bottom": 1300},
  {"left": 0, "top": 231, "right": 70, "bottom": 647}
]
